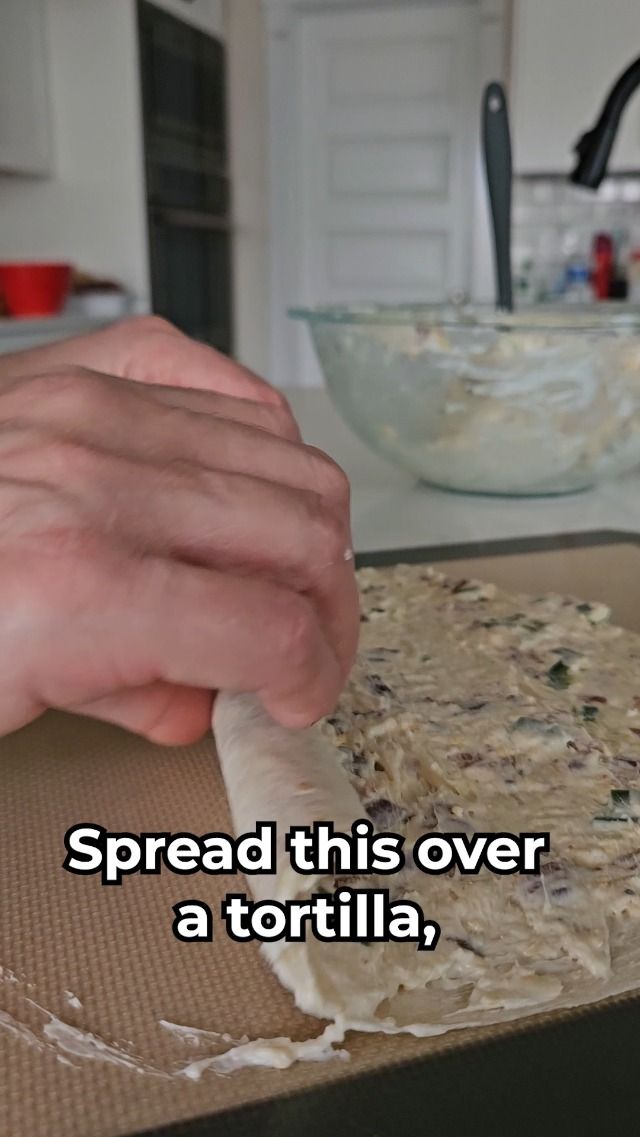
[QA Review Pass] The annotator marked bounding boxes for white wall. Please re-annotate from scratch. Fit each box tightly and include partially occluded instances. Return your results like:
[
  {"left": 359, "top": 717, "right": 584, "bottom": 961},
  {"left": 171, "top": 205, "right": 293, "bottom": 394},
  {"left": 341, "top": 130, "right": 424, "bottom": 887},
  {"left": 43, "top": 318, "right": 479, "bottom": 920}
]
[
  {"left": 511, "top": 0, "right": 640, "bottom": 174},
  {"left": 225, "top": 0, "right": 271, "bottom": 377},
  {"left": 0, "top": 0, "right": 225, "bottom": 306},
  {"left": 0, "top": 0, "right": 149, "bottom": 301}
]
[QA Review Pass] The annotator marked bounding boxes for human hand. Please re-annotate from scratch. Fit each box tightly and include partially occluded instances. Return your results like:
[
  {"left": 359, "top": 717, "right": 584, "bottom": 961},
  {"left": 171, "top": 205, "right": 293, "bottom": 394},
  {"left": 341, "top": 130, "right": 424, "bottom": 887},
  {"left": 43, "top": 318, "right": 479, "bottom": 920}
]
[
  {"left": 0, "top": 314, "right": 287, "bottom": 409},
  {"left": 0, "top": 341, "right": 358, "bottom": 743}
]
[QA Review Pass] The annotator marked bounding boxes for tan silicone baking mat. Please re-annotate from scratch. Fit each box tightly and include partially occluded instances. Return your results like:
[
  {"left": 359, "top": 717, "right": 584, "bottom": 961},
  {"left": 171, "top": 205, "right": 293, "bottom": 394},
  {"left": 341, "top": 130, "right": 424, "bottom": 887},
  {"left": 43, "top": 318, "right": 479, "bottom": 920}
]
[{"left": 1, "top": 536, "right": 639, "bottom": 1137}]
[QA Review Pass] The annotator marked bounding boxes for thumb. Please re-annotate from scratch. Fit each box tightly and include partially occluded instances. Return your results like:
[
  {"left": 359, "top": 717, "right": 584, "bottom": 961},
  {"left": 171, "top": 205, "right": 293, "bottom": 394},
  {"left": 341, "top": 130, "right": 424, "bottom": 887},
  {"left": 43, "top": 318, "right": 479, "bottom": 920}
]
[{"left": 70, "top": 683, "right": 214, "bottom": 745}]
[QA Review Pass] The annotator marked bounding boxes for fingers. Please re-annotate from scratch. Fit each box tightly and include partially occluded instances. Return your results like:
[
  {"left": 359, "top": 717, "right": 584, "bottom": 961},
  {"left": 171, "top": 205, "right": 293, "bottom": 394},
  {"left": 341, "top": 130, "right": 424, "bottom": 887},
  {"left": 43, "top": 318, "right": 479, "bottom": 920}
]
[
  {"left": 15, "top": 545, "right": 344, "bottom": 729},
  {"left": 149, "top": 384, "right": 302, "bottom": 442},
  {"left": 86, "top": 316, "right": 286, "bottom": 409},
  {"left": 71, "top": 683, "right": 214, "bottom": 745},
  {"left": 0, "top": 367, "right": 358, "bottom": 681},
  {"left": 0, "top": 371, "right": 342, "bottom": 507},
  {"left": 102, "top": 460, "right": 357, "bottom": 679},
  {"left": 0, "top": 436, "right": 357, "bottom": 680},
  {"left": 107, "top": 315, "right": 287, "bottom": 406},
  {"left": 0, "top": 358, "right": 359, "bottom": 738},
  {"left": 0, "top": 366, "right": 301, "bottom": 444},
  {"left": 0, "top": 315, "right": 287, "bottom": 410}
]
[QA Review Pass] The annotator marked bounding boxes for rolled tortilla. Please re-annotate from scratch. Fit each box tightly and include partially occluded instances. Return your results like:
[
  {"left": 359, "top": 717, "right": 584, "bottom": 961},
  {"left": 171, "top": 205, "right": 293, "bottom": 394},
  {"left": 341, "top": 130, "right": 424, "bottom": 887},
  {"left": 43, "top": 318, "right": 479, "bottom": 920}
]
[
  {"left": 213, "top": 691, "right": 362, "bottom": 904},
  {"left": 213, "top": 692, "right": 392, "bottom": 1027}
]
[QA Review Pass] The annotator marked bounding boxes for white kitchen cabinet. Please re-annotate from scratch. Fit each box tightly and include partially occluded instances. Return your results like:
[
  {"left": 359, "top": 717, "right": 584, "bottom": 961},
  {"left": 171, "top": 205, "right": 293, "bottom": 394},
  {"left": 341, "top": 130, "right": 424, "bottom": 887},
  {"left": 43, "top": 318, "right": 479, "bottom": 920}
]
[
  {"left": 0, "top": 0, "right": 53, "bottom": 175},
  {"left": 511, "top": 0, "right": 640, "bottom": 174}
]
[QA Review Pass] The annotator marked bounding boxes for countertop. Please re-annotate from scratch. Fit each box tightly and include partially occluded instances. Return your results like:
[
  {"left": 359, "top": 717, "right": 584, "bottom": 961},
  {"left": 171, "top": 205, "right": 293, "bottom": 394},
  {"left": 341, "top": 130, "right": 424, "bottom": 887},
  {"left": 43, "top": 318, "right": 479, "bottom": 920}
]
[
  {"left": 0, "top": 312, "right": 115, "bottom": 355},
  {"left": 286, "top": 388, "right": 640, "bottom": 553}
]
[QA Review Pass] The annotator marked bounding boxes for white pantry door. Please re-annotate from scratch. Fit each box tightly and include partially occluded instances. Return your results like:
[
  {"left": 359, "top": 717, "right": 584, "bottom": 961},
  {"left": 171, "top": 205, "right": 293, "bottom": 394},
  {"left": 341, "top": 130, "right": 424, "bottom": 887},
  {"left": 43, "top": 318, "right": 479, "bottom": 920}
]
[{"left": 270, "top": 2, "right": 481, "bottom": 386}]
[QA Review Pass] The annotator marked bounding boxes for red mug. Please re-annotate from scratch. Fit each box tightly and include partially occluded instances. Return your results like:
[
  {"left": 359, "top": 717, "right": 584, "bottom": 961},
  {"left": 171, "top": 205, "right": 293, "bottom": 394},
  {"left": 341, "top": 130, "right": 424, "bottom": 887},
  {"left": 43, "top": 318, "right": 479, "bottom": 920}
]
[{"left": 0, "top": 262, "right": 72, "bottom": 318}]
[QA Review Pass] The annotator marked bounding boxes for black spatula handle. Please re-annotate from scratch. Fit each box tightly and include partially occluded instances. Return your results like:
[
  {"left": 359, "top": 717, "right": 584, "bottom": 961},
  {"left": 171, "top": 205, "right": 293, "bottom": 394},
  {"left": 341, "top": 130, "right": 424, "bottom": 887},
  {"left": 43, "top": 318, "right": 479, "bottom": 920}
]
[{"left": 482, "top": 81, "right": 513, "bottom": 312}]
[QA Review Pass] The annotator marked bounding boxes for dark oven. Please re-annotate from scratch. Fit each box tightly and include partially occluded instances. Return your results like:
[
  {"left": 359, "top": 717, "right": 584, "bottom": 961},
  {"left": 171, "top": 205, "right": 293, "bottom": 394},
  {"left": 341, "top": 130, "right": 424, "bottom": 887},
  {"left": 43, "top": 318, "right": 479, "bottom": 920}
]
[{"left": 137, "top": 0, "right": 233, "bottom": 354}]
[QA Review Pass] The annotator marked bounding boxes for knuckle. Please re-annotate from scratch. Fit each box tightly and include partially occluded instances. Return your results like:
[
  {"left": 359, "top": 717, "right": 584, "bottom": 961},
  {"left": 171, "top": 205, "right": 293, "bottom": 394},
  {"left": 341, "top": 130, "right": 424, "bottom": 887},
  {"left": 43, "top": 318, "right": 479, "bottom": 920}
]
[
  {"left": 130, "top": 313, "right": 176, "bottom": 339},
  {"left": 30, "top": 364, "right": 92, "bottom": 389},
  {"left": 24, "top": 366, "right": 99, "bottom": 416},
  {"left": 179, "top": 460, "right": 232, "bottom": 506},
  {"left": 38, "top": 520, "right": 105, "bottom": 562},
  {"left": 0, "top": 422, "right": 93, "bottom": 486},
  {"left": 39, "top": 435, "right": 91, "bottom": 479},
  {"left": 306, "top": 447, "right": 350, "bottom": 504},
  {"left": 0, "top": 478, "right": 87, "bottom": 554},
  {"left": 262, "top": 401, "right": 300, "bottom": 441},
  {"left": 253, "top": 385, "right": 303, "bottom": 431},
  {"left": 0, "top": 423, "right": 43, "bottom": 465},
  {"left": 266, "top": 402, "right": 300, "bottom": 441}
]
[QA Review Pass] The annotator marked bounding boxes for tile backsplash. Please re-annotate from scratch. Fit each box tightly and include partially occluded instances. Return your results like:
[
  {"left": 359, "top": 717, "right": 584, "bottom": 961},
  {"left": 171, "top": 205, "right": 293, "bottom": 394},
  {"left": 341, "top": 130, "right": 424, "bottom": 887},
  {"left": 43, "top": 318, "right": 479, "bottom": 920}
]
[{"left": 513, "top": 175, "right": 640, "bottom": 303}]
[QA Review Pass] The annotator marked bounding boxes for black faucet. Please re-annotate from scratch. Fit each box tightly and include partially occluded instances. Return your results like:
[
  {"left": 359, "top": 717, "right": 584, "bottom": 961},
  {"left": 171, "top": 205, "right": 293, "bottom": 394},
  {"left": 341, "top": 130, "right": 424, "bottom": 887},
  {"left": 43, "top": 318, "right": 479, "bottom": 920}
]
[{"left": 570, "top": 54, "right": 640, "bottom": 189}]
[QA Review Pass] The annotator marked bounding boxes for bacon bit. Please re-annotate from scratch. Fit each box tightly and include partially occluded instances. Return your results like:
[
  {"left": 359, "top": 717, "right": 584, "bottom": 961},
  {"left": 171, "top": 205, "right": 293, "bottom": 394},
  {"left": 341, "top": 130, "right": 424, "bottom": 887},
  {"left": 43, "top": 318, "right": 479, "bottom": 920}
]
[
  {"left": 446, "top": 936, "right": 485, "bottom": 958},
  {"left": 365, "top": 798, "right": 408, "bottom": 828},
  {"left": 451, "top": 579, "right": 469, "bottom": 594},
  {"left": 457, "top": 752, "right": 484, "bottom": 767},
  {"left": 630, "top": 728, "right": 640, "bottom": 737},
  {"left": 567, "top": 739, "right": 596, "bottom": 755},
  {"left": 584, "top": 695, "right": 608, "bottom": 704},
  {"left": 613, "top": 755, "right": 640, "bottom": 770},
  {"left": 367, "top": 674, "right": 393, "bottom": 697},
  {"left": 633, "top": 696, "right": 640, "bottom": 710}
]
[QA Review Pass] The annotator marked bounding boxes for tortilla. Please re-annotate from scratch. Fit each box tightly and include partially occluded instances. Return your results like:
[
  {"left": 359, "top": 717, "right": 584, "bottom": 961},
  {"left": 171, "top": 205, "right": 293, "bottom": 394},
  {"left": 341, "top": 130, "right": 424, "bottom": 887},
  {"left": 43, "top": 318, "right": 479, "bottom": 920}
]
[{"left": 212, "top": 564, "right": 640, "bottom": 1049}]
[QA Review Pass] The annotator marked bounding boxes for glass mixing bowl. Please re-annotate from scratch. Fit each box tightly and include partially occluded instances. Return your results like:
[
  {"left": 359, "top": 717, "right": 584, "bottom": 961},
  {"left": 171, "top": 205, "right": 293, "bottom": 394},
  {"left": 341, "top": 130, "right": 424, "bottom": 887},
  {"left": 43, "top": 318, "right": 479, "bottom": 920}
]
[{"left": 290, "top": 303, "right": 640, "bottom": 495}]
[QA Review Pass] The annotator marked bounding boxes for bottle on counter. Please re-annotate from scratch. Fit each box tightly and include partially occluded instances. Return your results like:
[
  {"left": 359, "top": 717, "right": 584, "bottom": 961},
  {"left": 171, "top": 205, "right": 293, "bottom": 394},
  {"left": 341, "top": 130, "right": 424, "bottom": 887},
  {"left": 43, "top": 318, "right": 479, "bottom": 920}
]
[
  {"left": 609, "top": 227, "right": 629, "bottom": 300},
  {"left": 514, "top": 255, "right": 538, "bottom": 305},
  {"left": 591, "top": 232, "right": 614, "bottom": 300},
  {"left": 628, "top": 249, "right": 640, "bottom": 303},
  {"left": 564, "top": 261, "right": 592, "bottom": 303}
]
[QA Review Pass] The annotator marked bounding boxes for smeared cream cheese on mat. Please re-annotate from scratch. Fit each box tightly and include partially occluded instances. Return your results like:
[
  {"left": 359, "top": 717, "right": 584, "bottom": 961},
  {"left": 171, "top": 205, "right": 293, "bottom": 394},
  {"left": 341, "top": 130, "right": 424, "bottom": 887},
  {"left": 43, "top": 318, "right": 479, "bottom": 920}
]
[
  {"left": 173, "top": 1022, "right": 348, "bottom": 1080},
  {"left": 0, "top": 1010, "right": 46, "bottom": 1053},
  {"left": 0, "top": 964, "right": 344, "bottom": 1077}
]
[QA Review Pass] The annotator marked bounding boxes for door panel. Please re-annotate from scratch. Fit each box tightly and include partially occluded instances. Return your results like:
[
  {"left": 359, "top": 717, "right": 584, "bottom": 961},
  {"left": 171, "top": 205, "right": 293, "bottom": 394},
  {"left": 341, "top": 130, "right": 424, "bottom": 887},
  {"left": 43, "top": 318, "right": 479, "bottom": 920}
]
[
  {"left": 328, "top": 36, "right": 456, "bottom": 102},
  {"left": 326, "top": 231, "right": 447, "bottom": 294},
  {"left": 282, "top": 3, "right": 480, "bottom": 386},
  {"left": 329, "top": 137, "right": 451, "bottom": 198}
]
